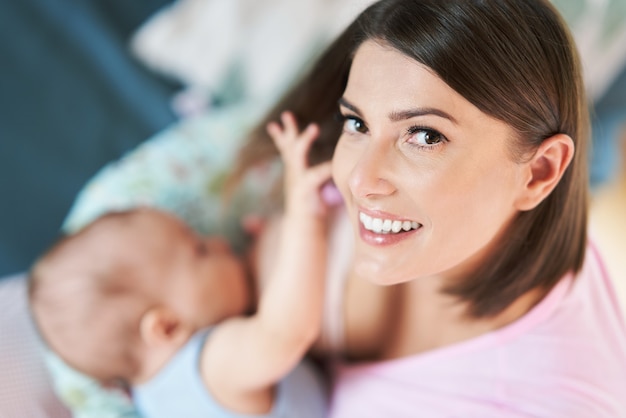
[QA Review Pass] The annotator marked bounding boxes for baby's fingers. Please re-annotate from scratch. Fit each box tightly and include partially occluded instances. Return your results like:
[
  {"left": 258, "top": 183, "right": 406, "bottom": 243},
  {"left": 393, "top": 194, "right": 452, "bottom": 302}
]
[
  {"left": 305, "top": 161, "right": 333, "bottom": 190},
  {"left": 267, "top": 112, "right": 319, "bottom": 168},
  {"left": 286, "top": 161, "right": 334, "bottom": 216},
  {"left": 266, "top": 120, "right": 286, "bottom": 151},
  {"left": 266, "top": 111, "right": 299, "bottom": 153},
  {"left": 293, "top": 124, "right": 320, "bottom": 166}
]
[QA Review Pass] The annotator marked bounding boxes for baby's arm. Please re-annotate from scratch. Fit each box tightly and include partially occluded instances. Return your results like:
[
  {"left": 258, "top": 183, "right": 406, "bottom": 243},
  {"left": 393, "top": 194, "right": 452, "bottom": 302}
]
[{"left": 200, "top": 112, "right": 331, "bottom": 414}]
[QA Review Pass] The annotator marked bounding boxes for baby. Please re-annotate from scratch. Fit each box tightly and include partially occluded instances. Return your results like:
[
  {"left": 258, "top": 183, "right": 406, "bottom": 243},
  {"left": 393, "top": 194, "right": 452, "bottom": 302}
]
[{"left": 28, "top": 112, "right": 332, "bottom": 418}]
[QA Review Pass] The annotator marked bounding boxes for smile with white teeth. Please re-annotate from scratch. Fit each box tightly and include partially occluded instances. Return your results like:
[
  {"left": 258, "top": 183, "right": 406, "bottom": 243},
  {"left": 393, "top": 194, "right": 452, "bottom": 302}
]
[{"left": 359, "top": 212, "right": 420, "bottom": 234}]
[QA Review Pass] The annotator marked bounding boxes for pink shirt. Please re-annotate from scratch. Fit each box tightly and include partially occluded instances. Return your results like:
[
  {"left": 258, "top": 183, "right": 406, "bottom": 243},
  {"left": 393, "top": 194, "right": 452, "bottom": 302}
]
[{"left": 330, "top": 242, "right": 626, "bottom": 417}]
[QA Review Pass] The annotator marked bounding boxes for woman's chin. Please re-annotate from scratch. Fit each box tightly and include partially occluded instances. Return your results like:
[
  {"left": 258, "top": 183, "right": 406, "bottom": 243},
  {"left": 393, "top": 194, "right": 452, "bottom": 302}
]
[{"left": 354, "top": 261, "right": 412, "bottom": 287}]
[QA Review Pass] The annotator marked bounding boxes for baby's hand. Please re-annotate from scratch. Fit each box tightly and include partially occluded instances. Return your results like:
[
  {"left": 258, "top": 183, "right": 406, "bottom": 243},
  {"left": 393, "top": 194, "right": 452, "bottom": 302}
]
[{"left": 267, "top": 111, "right": 332, "bottom": 218}]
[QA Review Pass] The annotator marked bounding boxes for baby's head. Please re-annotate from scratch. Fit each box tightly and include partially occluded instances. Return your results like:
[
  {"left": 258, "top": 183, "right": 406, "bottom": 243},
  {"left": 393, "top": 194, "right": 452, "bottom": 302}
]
[{"left": 29, "top": 208, "right": 250, "bottom": 385}]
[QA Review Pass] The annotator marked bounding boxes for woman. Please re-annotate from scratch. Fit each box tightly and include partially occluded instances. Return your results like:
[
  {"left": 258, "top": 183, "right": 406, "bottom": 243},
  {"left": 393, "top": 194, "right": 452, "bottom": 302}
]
[{"left": 230, "top": 0, "right": 626, "bottom": 416}]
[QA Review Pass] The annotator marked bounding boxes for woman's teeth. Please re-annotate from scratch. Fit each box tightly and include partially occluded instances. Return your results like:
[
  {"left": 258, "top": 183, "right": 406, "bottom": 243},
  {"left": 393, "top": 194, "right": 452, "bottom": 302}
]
[{"left": 359, "top": 212, "right": 420, "bottom": 234}]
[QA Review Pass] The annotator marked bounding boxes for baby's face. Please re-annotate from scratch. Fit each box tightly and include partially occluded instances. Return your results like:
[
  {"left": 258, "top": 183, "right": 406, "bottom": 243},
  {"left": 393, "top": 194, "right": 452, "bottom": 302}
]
[
  {"left": 127, "top": 209, "right": 251, "bottom": 328},
  {"left": 33, "top": 209, "right": 251, "bottom": 384}
]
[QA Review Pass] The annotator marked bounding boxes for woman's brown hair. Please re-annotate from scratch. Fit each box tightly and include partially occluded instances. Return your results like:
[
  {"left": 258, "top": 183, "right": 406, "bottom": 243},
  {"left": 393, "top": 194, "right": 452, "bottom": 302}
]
[{"left": 229, "top": 0, "right": 590, "bottom": 317}]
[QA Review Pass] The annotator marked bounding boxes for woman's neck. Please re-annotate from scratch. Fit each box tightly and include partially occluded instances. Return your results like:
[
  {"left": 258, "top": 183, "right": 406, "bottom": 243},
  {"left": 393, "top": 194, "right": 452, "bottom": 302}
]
[{"left": 382, "top": 278, "right": 545, "bottom": 359}]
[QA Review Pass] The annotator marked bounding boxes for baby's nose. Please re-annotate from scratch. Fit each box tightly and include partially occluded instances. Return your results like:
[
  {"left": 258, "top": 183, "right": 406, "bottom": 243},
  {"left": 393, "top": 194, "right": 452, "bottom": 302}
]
[{"left": 206, "top": 237, "right": 231, "bottom": 253}]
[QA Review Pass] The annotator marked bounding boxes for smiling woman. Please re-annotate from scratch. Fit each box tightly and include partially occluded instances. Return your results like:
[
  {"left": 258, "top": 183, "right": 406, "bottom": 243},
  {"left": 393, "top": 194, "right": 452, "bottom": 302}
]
[
  {"left": 228, "top": 0, "right": 626, "bottom": 416},
  {"left": 334, "top": 42, "right": 543, "bottom": 292}
]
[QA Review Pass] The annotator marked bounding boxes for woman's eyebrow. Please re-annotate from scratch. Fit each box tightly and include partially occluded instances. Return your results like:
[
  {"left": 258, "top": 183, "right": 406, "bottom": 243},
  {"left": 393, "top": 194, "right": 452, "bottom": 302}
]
[
  {"left": 339, "top": 97, "right": 457, "bottom": 125},
  {"left": 338, "top": 97, "right": 362, "bottom": 115},
  {"left": 389, "top": 108, "right": 457, "bottom": 124}
]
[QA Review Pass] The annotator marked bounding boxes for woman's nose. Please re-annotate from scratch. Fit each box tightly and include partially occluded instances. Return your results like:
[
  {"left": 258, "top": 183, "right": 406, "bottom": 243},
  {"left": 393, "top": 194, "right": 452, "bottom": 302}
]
[{"left": 347, "top": 141, "right": 396, "bottom": 199}]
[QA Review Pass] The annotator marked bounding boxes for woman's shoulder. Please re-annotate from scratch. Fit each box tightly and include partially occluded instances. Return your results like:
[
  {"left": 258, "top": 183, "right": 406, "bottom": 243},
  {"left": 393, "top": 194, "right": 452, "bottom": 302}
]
[
  {"left": 496, "top": 239, "right": 626, "bottom": 348},
  {"left": 332, "top": 240, "right": 626, "bottom": 417},
  {"left": 492, "top": 239, "right": 626, "bottom": 371},
  {"left": 491, "top": 240, "right": 626, "bottom": 416},
  {"left": 561, "top": 239, "right": 626, "bottom": 339}
]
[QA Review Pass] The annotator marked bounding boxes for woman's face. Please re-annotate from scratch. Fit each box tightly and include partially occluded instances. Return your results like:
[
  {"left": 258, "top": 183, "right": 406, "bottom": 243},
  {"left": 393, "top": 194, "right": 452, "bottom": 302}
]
[{"left": 332, "top": 41, "right": 529, "bottom": 286}]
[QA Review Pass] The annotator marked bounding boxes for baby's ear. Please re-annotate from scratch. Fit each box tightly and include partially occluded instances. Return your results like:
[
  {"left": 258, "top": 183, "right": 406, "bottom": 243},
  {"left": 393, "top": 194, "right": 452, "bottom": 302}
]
[{"left": 139, "top": 307, "right": 192, "bottom": 347}]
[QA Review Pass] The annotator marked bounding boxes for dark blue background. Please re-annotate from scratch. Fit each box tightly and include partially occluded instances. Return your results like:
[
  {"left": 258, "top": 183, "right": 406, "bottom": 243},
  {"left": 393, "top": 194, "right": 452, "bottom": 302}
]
[{"left": 0, "top": 0, "right": 178, "bottom": 276}]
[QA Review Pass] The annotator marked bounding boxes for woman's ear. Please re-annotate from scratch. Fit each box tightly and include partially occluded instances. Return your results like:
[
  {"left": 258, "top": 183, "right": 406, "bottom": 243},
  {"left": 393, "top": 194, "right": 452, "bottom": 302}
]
[
  {"left": 515, "top": 133, "right": 574, "bottom": 211},
  {"left": 139, "top": 307, "right": 192, "bottom": 348}
]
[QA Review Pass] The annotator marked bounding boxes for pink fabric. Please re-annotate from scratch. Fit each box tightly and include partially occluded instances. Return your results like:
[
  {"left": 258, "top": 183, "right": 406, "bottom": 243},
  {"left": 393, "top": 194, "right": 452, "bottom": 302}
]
[
  {"left": 0, "top": 274, "right": 72, "bottom": 418},
  {"left": 329, "top": 242, "right": 626, "bottom": 417}
]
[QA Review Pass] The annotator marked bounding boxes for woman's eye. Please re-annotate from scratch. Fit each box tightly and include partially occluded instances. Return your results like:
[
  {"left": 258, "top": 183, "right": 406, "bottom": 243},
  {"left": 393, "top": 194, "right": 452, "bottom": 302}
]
[
  {"left": 408, "top": 128, "right": 445, "bottom": 147},
  {"left": 343, "top": 116, "right": 368, "bottom": 134}
]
